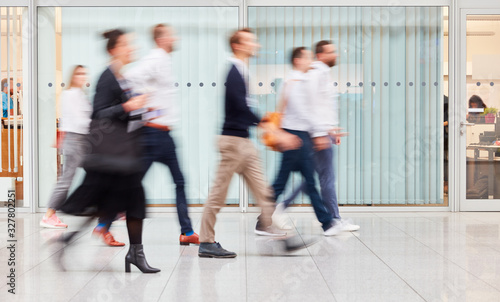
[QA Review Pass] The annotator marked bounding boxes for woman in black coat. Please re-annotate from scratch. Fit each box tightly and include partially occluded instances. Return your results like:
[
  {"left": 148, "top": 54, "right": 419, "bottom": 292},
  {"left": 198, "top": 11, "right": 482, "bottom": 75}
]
[{"left": 61, "top": 29, "right": 159, "bottom": 274}]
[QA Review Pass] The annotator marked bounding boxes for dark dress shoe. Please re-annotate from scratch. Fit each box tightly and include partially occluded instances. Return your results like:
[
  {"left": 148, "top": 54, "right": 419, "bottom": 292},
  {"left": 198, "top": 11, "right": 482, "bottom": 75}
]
[
  {"left": 198, "top": 242, "right": 237, "bottom": 258},
  {"left": 125, "top": 244, "right": 161, "bottom": 273},
  {"left": 282, "top": 235, "right": 320, "bottom": 252}
]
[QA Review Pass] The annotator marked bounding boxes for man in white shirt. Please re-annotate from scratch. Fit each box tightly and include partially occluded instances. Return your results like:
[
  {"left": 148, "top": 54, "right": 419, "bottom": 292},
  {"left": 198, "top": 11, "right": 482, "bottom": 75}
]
[
  {"left": 307, "top": 40, "right": 359, "bottom": 232},
  {"left": 125, "top": 24, "right": 199, "bottom": 245},
  {"left": 271, "top": 47, "right": 338, "bottom": 236}
]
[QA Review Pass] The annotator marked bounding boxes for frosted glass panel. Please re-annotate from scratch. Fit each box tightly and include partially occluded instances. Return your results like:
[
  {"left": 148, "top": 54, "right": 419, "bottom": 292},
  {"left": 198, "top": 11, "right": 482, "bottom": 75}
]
[
  {"left": 248, "top": 6, "right": 446, "bottom": 205},
  {"left": 37, "top": 7, "right": 239, "bottom": 206}
]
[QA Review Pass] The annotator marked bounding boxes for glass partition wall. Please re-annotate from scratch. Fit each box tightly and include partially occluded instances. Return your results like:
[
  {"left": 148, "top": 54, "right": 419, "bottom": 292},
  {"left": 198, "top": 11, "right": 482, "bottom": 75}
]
[
  {"left": 31, "top": 2, "right": 452, "bottom": 211},
  {"left": 248, "top": 6, "right": 449, "bottom": 206},
  {"left": 36, "top": 6, "right": 240, "bottom": 208}
]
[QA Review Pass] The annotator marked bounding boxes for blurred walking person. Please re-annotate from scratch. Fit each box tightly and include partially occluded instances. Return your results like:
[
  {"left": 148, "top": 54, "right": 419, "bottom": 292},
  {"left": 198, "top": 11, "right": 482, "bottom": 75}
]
[
  {"left": 60, "top": 29, "right": 160, "bottom": 273},
  {"left": 125, "top": 24, "right": 199, "bottom": 246},
  {"left": 40, "top": 65, "right": 90, "bottom": 229},
  {"left": 275, "top": 41, "right": 359, "bottom": 233},
  {"left": 270, "top": 47, "right": 338, "bottom": 236},
  {"left": 1, "top": 78, "right": 13, "bottom": 117},
  {"left": 198, "top": 28, "right": 302, "bottom": 258}
]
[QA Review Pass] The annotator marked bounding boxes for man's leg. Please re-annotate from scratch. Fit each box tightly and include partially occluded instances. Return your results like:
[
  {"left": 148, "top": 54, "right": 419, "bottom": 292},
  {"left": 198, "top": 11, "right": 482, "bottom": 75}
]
[
  {"left": 161, "top": 131, "right": 193, "bottom": 234},
  {"left": 240, "top": 139, "right": 275, "bottom": 233},
  {"left": 282, "top": 181, "right": 306, "bottom": 208},
  {"left": 314, "top": 147, "right": 341, "bottom": 220},
  {"left": 272, "top": 136, "right": 300, "bottom": 201},
  {"left": 199, "top": 136, "right": 242, "bottom": 243},
  {"left": 299, "top": 134, "right": 334, "bottom": 231}
]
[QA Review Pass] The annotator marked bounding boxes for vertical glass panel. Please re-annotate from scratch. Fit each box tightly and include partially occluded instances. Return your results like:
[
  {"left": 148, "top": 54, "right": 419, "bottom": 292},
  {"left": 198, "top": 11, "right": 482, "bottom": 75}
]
[
  {"left": 0, "top": 7, "right": 28, "bottom": 208},
  {"left": 37, "top": 7, "right": 239, "bottom": 207},
  {"left": 248, "top": 6, "right": 448, "bottom": 206},
  {"left": 465, "top": 15, "right": 500, "bottom": 200}
]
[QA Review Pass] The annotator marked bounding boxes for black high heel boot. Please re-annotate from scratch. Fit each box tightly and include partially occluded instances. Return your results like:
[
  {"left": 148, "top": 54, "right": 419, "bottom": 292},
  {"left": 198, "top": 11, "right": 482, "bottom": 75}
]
[{"left": 125, "top": 244, "right": 161, "bottom": 273}]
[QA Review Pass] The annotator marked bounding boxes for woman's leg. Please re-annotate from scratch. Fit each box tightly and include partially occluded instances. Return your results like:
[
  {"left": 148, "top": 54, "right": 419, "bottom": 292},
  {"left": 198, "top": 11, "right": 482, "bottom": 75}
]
[{"left": 126, "top": 217, "right": 142, "bottom": 244}]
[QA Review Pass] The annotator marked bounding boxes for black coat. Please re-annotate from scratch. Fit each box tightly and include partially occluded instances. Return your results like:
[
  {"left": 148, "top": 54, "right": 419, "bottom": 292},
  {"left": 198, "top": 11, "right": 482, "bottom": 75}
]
[
  {"left": 60, "top": 68, "right": 146, "bottom": 218},
  {"left": 82, "top": 68, "right": 143, "bottom": 175}
]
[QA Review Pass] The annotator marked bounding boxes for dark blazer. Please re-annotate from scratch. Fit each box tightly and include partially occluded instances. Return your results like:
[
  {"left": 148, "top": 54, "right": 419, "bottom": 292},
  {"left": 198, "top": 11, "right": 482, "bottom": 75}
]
[
  {"left": 222, "top": 64, "right": 260, "bottom": 138},
  {"left": 83, "top": 68, "right": 143, "bottom": 174}
]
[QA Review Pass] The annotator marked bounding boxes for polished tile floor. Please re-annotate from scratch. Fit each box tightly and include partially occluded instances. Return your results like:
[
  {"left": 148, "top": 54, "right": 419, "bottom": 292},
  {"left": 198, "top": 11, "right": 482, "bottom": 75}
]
[{"left": 1, "top": 211, "right": 500, "bottom": 302}]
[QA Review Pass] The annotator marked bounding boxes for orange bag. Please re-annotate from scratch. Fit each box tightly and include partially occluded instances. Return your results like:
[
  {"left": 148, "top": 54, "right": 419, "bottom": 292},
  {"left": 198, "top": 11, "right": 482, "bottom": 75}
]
[
  {"left": 260, "top": 112, "right": 282, "bottom": 151},
  {"left": 260, "top": 80, "right": 293, "bottom": 151}
]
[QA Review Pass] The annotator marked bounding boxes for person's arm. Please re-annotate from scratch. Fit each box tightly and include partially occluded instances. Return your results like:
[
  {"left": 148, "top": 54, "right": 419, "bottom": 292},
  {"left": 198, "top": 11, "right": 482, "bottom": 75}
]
[
  {"left": 2, "top": 94, "right": 6, "bottom": 117},
  {"left": 92, "top": 71, "right": 145, "bottom": 120},
  {"left": 124, "top": 57, "right": 156, "bottom": 93},
  {"left": 307, "top": 70, "right": 339, "bottom": 150},
  {"left": 92, "top": 79, "right": 127, "bottom": 120},
  {"left": 276, "top": 80, "right": 288, "bottom": 113},
  {"left": 74, "top": 91, "right": 92, "bottom": 132},
  {"left": 258, "top": 120, "right": 302, "bottom": 151},
  {"left": 307, "top": 70, "right": 329, "bottom": 138},
  {"left": 226, "top": 70, "right": 260, "bottom": 125}
]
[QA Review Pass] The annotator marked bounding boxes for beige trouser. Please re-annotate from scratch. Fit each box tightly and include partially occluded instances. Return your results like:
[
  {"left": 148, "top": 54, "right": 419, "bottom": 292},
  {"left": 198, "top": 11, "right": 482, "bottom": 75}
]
[{"left": 200, "top": 135, "right": 275, "bottom": 243}]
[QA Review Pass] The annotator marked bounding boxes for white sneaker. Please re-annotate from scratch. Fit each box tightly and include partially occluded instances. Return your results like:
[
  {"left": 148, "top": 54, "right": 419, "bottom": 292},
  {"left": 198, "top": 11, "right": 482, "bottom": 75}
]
[
  {"left": 324, "top": 223, "right": 343, "bottom": 236},
  {"left": 255, "top": 226, "right": 287, "bottom": 237},
  {"left": 272, "top": 203, "right": 293, "bottom": 230},
  {"left": 339, "top": 219, "right": 360, "bottom": 232}
]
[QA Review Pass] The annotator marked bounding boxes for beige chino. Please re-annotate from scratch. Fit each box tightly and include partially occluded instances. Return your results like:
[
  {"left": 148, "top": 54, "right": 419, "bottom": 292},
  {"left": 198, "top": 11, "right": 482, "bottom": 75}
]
[{"left": 200, "top": 135, "right": 275, "bottom": 243}]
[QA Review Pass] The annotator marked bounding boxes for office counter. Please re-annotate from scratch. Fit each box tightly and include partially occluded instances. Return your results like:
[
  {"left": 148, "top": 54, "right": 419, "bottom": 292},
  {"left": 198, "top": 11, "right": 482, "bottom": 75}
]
[
  {"left": 466, "top": 145, "right": 500, "bottom": 199},
  {"left": 1, "top": 118, "right": 24, "bottom": 200}
]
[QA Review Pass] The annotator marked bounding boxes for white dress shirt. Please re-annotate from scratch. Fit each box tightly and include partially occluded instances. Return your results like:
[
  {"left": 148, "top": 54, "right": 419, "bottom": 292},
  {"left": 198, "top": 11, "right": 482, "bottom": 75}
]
[
  {"left": 280, "top": 70, "right": 314, "bottom": 132},
  {"left": 308, "top": 61, "right": 339, "bottom": 137},
  {"left": 125, "top": 48, "right": 178, "bottom": 126},
  {"left": 60, "top": 87, "right": 92, "bottom": 134}
]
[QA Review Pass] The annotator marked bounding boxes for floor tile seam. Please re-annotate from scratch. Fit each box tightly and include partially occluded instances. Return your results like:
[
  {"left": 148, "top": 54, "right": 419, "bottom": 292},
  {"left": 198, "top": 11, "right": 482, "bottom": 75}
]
[
  {"left": 68, "top": 246, "right": 127, "bottom": 302},
  {"left": 381, "top": 217, "right": 500, "bottom": 294},
  {"left": 386, "top": 214, "right": 500, "bottom": 254},
  {"left": 294, "top": 221, "right": 338, "bottom": 302},
  {"left": 386, "top": 213, "right": 500, "bottom": 253},
  {"left": 156, "top": 245, "right": 186, "bottom": 302},
  {"left": 454, "top": 214, "right": 500, "bottom": 252},
  {"left": 397, "top": 214, "right": 500, "bottom": 257},
  {"left": 0, "top": 226, "right": 93, "bottom": 291},
  {"left": 354, "top": 218, "right": 429, "bottom": 302}
]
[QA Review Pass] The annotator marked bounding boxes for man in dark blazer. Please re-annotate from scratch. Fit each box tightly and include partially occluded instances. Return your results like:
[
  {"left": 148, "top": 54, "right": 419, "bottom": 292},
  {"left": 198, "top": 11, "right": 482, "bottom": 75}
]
[{"left": 198, "top": 28, "right": 301, "bottom": 258}]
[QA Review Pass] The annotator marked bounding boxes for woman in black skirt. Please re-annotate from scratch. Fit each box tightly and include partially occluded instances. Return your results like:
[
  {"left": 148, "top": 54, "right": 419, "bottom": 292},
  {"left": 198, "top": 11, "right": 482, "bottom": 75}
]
[{"left": 61, "top": 29, "right": 159, "bottom": 274}]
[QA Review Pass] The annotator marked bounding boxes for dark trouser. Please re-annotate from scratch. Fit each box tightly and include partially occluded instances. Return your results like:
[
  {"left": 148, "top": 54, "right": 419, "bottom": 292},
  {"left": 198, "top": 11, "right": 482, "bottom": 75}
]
[
  {"left": 272, "top": 129, "right": 333, "bottom": 231},
  {"left": 141, "top": 127, "right": 193, "bottom": 234},
  {"left": 283, "top": 146, "right": 341, "bottom": 220}
]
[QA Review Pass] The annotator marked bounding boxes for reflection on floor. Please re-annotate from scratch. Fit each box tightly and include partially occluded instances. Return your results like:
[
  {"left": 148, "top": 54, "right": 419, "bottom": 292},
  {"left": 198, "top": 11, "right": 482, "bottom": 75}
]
[{"left": 1, "top": 212, "right": 500, "bottom": 301}]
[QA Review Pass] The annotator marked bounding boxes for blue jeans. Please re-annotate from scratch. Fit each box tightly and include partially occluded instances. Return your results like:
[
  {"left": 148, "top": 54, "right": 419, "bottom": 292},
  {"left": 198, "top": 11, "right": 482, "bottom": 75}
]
[
  {"left": 272, "top": 130, "right": 333, "bottom": 231},
  {"left": 283, "top": 145, "right": 341, "bottom": 220},
  {"left": 141, "top": 127, "right": 193, "bottom": 234}
]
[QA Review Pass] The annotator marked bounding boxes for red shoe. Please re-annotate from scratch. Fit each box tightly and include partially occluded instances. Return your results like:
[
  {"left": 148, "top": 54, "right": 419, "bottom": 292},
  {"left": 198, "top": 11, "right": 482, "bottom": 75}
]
[
  {"left": 179, "top": 233, "right": 200, "bottom": 246},
  {"left": 102, "top": 232, "right": 125, "bottom": 246},
  {"left": 92, "top": 227, "right": 125, "bottom": 247}
]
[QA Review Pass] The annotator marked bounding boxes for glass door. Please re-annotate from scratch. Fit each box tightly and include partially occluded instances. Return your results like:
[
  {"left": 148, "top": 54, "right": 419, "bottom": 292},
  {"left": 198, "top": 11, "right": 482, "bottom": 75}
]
[{"left": 460, "top": 9, "right": 500, "bottom": 210}]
